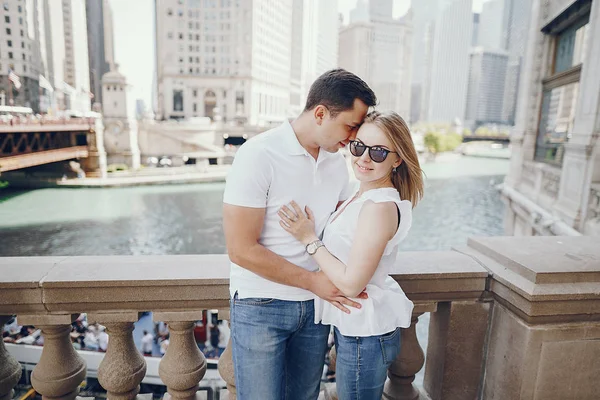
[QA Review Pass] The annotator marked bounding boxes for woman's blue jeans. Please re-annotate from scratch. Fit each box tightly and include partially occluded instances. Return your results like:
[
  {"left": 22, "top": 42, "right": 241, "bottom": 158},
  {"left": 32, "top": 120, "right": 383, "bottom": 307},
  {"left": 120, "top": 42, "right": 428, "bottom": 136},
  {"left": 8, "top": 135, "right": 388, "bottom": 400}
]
[{"left": 334, "top": 326, "right": 401, "bottom": 400}]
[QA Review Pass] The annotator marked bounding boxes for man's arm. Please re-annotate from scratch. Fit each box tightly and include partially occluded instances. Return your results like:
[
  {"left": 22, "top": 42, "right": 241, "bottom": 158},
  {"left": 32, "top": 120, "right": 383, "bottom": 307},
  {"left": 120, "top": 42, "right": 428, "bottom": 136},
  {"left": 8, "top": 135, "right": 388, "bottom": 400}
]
[{"left": 223, "top": 204, "right": 363, "bottom": 312}]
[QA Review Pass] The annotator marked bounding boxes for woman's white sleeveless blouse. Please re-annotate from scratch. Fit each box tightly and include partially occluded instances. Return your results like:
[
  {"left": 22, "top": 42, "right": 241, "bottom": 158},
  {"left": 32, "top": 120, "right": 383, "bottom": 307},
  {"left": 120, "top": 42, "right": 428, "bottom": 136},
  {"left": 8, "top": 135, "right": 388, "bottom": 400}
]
[{"left": 315, "top": 187, "right": 414, "bottom": 337}]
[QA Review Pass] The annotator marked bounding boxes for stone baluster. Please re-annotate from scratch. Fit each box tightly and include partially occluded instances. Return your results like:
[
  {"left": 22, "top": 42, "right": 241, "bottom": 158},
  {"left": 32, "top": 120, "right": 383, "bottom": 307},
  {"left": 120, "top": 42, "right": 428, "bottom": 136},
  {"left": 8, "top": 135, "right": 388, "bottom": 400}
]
[
  {"left": 154, "top": 312, "right": 207, "bottom": 400},
  {"left": 216, "top": 309, "right": 236, "bottom": 400},
  {"left": 0, "top": 316, "right": 22, "bottom": 400},
  {"left": 383, "top": 303, "right": 437, "bottom": 400},
  {"left": 88, "top": 312, "right": 147, "bottom": 400},
  {"left": 18, "top": 314, "right": 86, "bottom": 400}
]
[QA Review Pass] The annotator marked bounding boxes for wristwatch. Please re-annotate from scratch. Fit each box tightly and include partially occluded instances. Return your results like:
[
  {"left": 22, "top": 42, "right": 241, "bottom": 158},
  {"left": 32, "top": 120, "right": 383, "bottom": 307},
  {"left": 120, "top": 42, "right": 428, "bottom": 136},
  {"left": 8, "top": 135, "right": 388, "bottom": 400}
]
[{"left": 306, "top": 239, "right": 325, "bottom": 255}]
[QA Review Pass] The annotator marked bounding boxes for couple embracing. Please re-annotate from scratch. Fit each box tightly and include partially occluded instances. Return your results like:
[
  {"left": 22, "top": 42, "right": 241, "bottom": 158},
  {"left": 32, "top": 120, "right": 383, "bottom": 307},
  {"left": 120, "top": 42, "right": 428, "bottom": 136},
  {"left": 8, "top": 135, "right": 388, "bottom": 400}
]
[{"left": 223, "top": 69, "right": 424, "bottom": 400}]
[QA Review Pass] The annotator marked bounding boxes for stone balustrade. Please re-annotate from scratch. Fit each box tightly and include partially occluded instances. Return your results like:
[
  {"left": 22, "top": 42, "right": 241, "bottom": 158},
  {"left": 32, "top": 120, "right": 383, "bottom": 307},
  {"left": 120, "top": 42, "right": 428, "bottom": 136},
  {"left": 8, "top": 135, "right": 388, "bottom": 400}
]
[{"left": 2, "top": 236, "right": 600, "bottom": 400}]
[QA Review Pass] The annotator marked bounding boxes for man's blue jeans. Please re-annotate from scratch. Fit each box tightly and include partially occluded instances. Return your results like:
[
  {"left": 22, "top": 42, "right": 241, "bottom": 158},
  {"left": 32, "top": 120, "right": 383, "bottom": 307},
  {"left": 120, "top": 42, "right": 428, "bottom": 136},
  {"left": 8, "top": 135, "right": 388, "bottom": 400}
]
[
  {"left": 231, "top": 293, "right": 330, "bottom": 400},
  {"left": 333, "top": 326, "right": 401, "bottom": 400}
]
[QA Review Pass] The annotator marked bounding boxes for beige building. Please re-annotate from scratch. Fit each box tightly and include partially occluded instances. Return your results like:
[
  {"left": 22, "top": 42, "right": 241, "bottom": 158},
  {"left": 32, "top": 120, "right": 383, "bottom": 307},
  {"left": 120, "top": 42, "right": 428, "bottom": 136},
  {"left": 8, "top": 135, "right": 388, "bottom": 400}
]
[
  {"left": 338, "top": 2, "right": 412, "bottom": 118},
  {"left": 155, "top": 0, "right": 292, "bottom": 126},
  {"left": 502, "top": 0, "right": 600, "bottom": 236},
  {"left": 0, "top": 0, "right": 42, "bottom": 110},
  {"left": 289, "top": 0, "right": 339, "bottom": 115}
]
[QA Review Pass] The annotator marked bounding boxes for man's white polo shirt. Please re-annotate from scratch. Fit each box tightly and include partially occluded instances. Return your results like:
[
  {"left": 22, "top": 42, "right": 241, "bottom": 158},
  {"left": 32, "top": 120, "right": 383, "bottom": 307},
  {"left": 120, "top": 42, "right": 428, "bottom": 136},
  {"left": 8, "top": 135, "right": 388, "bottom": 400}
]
[{"left": 223, "top": 120, "right": 353, "bottom": 301}]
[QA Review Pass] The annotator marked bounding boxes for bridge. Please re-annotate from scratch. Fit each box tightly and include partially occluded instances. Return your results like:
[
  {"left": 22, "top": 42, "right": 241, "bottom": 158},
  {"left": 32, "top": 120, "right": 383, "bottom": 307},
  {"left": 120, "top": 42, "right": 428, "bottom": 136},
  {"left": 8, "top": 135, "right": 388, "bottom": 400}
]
[
  {"left": 0, "top": 116, "right": 104, "bottom": 176},
  {"left": 462, "top": 134, "right": 511, "bottom": 143}
]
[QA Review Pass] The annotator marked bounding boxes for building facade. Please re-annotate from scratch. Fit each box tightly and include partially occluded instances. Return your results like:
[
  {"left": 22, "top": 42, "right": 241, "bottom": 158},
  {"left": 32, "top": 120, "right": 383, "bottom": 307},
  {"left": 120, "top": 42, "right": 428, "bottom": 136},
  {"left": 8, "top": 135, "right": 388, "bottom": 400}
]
[
  {"left": 155, "top": 0, "right": 293, "bottom": 125},
  {"left": 502, "top": 0, "right": 599, "bottom": 236},
  {"left": 339, "top": 2, "right": 412, "bottom": 118},
  {"left": 425, "top": 0, "right": 473, "bottom": 123},
  {"left": 465, "top": 47, "right": 509, "bottom": 127},
  {"left": 289, "top": 0, "right": 339, "bottom": 115},
  {"left": 86, "top": 0, "right": 115, "bottom": 109},
  {"left": 0, "top": 1, "right": 42, "bottom": 111}
]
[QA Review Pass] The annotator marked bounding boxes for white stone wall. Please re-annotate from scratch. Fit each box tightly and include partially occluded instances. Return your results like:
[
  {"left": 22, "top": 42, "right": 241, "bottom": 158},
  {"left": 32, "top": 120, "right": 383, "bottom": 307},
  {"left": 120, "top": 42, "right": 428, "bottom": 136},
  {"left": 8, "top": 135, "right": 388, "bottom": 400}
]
[{"left": 503, "top": 0, "right": 600, "bottom": 236}]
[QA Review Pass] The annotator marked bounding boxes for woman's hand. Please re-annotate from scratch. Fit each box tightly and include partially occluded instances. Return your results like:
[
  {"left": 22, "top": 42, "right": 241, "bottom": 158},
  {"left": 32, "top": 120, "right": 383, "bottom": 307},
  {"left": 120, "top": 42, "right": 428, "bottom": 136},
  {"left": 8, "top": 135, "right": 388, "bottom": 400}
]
[{"left": 278, "top": 201, "right": 319, "bottom": 245}]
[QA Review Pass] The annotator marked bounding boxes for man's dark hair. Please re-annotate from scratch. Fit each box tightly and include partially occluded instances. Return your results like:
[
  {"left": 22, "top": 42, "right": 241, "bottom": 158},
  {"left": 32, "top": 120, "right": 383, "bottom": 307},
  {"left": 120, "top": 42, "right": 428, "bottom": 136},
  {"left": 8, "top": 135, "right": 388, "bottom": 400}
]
[{"left": 303, "top": 69, "right": 377, "bottom": 116}]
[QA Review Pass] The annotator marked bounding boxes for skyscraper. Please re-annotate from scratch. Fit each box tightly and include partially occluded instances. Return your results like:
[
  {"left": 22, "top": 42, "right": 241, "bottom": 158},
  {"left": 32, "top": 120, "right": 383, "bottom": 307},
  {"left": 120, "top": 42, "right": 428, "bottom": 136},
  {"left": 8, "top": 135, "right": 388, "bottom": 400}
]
[
  {"left": 155, "top": 0, "right": 293, "bottom": 125},
  {"left": 86, "top": 0, "right": 116, "bottom": 108},
  {"left": 426, "top": 0, "right": 473, "bottom": 123},
  {"left": 290, "top": 0, "right": 339, "bottom": 115},
  {"left": 42, "top": 0, "right": 91, "bottom": 113},
  {"left": 339, "top": 1, "right": 412, "bottom": 118},
  {"left": 501, "top": 0, "right": 532, "bottom": 125},
  {"left": 465, "top": 47, "right": 508, "bottom": 126},
  {"left": 0, "top": 0, "right": 42, "bottom": 110},
  {"left": 478, "top": 0, "right": 507, "bottom": 50}
]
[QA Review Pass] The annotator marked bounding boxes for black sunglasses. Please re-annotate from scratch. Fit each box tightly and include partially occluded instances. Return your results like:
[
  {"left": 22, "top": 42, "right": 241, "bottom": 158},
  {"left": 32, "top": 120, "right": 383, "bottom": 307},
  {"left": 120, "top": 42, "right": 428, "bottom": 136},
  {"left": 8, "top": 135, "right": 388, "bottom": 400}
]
[{"left": 349, "top": 140, "right": 396, "bottom": 163}]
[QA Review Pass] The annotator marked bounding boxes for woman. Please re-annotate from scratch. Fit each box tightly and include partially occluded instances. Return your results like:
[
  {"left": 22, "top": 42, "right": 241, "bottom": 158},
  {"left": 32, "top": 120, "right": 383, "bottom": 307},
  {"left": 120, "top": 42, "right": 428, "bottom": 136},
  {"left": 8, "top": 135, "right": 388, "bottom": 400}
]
[{"left": 278, "top": 110, "right": 424, "bottom": 400}]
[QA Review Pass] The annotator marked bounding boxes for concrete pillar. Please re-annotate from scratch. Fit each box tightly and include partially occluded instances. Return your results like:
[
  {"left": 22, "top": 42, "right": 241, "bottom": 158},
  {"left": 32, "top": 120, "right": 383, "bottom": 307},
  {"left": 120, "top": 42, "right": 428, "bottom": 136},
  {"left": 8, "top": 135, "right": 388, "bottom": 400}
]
[
  {"left": 18, "top": 314, "right": 86, "bottom": 400},
  {"left": 424, "top": 301, "right": 491, "bottom": 400},
  {"left": 88, "top": 312, "right": 147, "bottom": 400},
  {"left": 0, "top": 316, "right": 22, "bottom": 400},
  {"left": 154, "top": 311, "right": 207, "bottom": 400},
  {"left": 462, "top": 236, "right": 600, "bottom": 400},
  {"left": 383, "top": 303, "right": 436, "bottom": 400},
  {"left": 81, "top": 117, "right": 107, "bottom": 178}
]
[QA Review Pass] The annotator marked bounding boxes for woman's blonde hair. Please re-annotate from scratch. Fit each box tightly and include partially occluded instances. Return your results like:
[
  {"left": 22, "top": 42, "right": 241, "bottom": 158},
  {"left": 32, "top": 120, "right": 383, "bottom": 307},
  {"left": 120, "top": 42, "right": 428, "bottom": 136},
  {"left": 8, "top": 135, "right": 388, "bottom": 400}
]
[{"left": 364, "top": 110, "right": 424, "bottom": 206}]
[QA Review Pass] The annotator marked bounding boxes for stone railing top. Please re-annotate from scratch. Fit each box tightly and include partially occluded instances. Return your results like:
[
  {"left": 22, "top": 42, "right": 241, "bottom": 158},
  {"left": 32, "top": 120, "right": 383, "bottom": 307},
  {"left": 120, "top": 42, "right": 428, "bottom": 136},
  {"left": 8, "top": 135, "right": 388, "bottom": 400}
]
[
  {"left": 5, "top": 237, "right": 599, "bottom": 322},
  {"left": 0, "top": 251, "right": 488, "bottom": 316},
  {"left": 459, "top": 236, "right": 600, "bottom": 323}
]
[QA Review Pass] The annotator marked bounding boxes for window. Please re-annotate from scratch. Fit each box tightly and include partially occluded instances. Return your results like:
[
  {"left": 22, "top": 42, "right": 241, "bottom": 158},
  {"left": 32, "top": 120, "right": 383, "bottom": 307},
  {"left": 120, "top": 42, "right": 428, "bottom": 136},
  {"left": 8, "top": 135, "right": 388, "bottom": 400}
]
[
  {"left": 7, "top": 40, "right": 11, "bottom": 47},
  {"left": 18, "top": 5, "right": 22, "bottom": 12},
  {"left": 19, "top": 18, "right": 23, "bottom": 25},
  {"left": 193, "top": 90, "right": 197, "bottom": 97},
  {"left": 21, "top": 42, "right": 24, "bottom": 48},
  {"left": 4, "top": 16, "right": 9, "bottom": 23},
  {"left": 3, "top": 3, "right": 8, "bottom": 11},
  {"left": 179, "top": 33, "right": 183, "bottom": 39},
  {"left": 554, "top": 18, "right": 590, "bottom": 74},
  {"left": 535, "top": 8, "right": 590, "bottom": 166},
  {"left": 173, "top": 90, "right": 184, "bottom": 111},
  {"left": 6, "top": 28, "right": 11, "bottom": 35},
  {"left": 535, "top": 82, "right": 579, "bottom": 165},
  {"left": 167, "top": 8, "right": 173, "bottom": 16},
  {"left": 193, "top": 103, "right": 197, "bottom": 112},
  {"left": 23, "top": 65, "right": 26, "bottom": 72},
  {"left": 20, "top": 29, "right": 23, "bottom": 36},
  {"left": 22, "top": 53, "right": 25, "bottom": 60},
  {"left": 8, "top": 52, "right": 13, "bottom": 59}
]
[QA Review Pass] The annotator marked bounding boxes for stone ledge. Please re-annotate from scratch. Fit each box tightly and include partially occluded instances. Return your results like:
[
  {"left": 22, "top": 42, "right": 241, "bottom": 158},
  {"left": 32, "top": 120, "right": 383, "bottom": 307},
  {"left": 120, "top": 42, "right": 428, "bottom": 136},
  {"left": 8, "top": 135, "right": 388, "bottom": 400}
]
[
  {"left": 460, "top": 236, "right": 600, "bottom": 322},
  {"left": 0, "top": 253, "right": 490, "bottom": 316}
]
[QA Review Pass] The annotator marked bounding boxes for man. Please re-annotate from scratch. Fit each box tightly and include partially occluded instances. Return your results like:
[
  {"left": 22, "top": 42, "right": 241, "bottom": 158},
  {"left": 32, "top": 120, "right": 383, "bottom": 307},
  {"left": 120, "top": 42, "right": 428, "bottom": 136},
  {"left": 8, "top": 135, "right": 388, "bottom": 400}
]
[
  {"left": 223, "top": 69, "right": 377, "bottom": 399},
  {"left": 141, "top": 330, "right": 154, "bottom": 357}
]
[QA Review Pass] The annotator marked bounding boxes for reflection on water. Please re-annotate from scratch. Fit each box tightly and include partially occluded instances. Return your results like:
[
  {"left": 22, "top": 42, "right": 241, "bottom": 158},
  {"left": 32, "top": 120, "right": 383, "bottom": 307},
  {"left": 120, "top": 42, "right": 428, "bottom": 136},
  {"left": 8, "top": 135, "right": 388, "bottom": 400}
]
[{"left": 0, "top": 157, "right": 507, "bottom": 256}]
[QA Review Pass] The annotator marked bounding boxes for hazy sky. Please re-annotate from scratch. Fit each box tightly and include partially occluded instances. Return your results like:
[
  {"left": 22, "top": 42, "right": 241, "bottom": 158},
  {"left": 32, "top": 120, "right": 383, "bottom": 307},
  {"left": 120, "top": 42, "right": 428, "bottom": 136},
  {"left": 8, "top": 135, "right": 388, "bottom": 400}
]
[{"left": 108, "top": 0, "right": 485, "bottom": 110}]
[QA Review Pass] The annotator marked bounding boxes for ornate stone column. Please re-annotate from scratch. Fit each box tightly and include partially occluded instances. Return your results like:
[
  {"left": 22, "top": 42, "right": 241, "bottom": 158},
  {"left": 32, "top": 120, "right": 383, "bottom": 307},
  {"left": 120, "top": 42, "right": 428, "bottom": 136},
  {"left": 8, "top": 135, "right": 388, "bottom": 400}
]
[
  {"left": 216, "top": 309, "right": 236, "bottom": 400},
  {"left": 154, "top": 311, "right": 207, "bottom": 400},
  {"left": 0, "top": 316, "right": 22, "bottom": 400},
  {"left": 383, "top": 303, "right": 436, "bottom": 400},
  {"left": 18, "top": 314, "right": 86, "bottom": 400},
  {"left": 88, "top": 312, "right": 147, "bottom": 400}
]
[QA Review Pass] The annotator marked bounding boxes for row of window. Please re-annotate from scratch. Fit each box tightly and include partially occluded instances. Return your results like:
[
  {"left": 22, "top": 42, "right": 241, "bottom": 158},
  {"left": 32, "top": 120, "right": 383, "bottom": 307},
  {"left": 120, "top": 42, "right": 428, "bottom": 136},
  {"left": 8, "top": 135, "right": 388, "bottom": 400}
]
[
  {"left": 5, "top": 40, "right": 26, "bottom": 49},
  {"left": 5, "top": 27, "right": 25, "bottom": 37},
  {"left": 2, "top": 51, "right": 28, "bottom": 61},
  {"left": 3, "top": 3, "right": 23, "bottom": 12},
  {"left": 4, "top": 15, "right": 24, "bottom": 24}
]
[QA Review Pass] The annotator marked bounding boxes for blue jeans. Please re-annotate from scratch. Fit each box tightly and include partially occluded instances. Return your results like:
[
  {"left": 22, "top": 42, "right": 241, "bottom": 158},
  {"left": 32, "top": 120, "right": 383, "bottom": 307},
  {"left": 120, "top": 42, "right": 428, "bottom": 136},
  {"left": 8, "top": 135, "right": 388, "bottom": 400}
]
[
  {"left": 230, "top": 293, "right": 330, "bottom": 400},
  {"left": 334, "top": 327, "right": 401, "bottom": 400}
]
